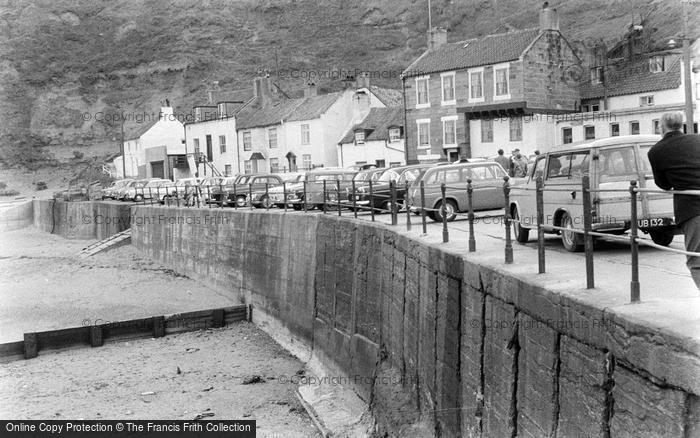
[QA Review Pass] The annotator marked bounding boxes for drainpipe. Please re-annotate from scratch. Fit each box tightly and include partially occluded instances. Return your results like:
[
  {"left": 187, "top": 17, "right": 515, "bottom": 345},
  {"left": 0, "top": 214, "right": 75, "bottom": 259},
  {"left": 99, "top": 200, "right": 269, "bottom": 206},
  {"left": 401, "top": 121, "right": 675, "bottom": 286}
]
[{"left": 402, "top": 76, "right": 410, "bottom": 164}]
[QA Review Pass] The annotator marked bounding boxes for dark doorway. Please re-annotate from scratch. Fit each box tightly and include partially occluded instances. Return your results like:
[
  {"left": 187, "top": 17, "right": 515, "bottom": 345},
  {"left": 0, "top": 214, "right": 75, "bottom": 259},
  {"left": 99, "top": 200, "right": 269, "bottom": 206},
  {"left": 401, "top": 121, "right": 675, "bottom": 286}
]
[
  {"left": 447, "top": 150, "right": 459, "bottom": 162},
  {"left": 375, "top": 159, "right": 386, "bottom": 168},
  {"left": 206, "top": 135, "right": 213, "bottom": 161},
  {"left": 151, "top": 161, "right": 165, "bottom": 179}
]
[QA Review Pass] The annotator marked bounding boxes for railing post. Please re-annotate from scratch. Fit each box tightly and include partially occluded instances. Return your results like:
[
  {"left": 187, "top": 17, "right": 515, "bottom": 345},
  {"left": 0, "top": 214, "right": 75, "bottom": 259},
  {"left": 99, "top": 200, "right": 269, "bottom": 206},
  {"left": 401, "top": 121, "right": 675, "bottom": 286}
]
[
  {"left": 196, "top": 186, "right": 200, "bottom": 208},
  {"left": 629, "top": 180, "right": 640, "bottom": 302},
  {"left": 303, "top": 181, "right": 308, "bottom": 213},
  {"left": 176, "top": 187, "right": 180, "bottom": 207},
  {"left": 582, "top": 175, "right": 595, "bottom": 289},
  {"left": 352, "top": 180, "right": 357, "bottom": 218},
  {"left": 336, "top": 179, "right": 342, "bottom": 217},
  {"left": 503, "top": 176, "right": 513, "bottom": 264},
  {"left": 265, "top": 182, "right": 270, "bottom": 210},
  {"left": 369, "top": 179, "right": 375, "bottom": 222},
  {"left": 405, "top": 181, "right": 411, "bottom": 231},
  {"left": 441, "top": 183, "right": 449, "bottom": 243},
  {"left": 420, "top": 180, "right": 427, "bottom": 234},
  {"left": 283, "top": 182, "right": 288, "bottom": 212},
  {"left": 467, "top": 179, "right": 475, "bottom": 252},
  {"left": 536, "top": 176, "right": 545, "bottom": 274},
  {"left": 322, "top": 180, "right": 327, "bottom": 214},
  {"left": 221, "top": 183, "right": 225, "bottom": 209},
  {"left": 390, "top": 180, "right": 397, "bottom": 226},
  {"left": 149, "top": 188, "right": 153, "bottom": 206},
  {"left": 207, "top": 186, "right": 211, "bottom": 208},
  {"left": 248, "top": 183, "right": 253, "bottom": 210}
]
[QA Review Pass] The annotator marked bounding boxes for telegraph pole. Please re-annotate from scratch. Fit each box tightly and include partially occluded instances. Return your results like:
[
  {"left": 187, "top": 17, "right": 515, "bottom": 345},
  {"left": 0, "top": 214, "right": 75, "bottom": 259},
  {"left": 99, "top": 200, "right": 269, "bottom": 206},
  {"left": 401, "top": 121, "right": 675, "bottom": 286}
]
[
  {"left": 682, "top": 0, "right": 695, "bottom": 133},
  {"left": 120, "top": 110, "right": 126, "bottom": 178}
]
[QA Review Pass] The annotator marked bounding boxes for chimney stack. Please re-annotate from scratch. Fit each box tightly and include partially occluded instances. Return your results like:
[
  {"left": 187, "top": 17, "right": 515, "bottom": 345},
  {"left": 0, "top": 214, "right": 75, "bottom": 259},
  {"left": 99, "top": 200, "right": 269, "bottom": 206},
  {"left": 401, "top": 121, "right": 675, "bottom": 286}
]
[
  {"left": 253, "top": 74, "right": 273, "bottom": 106},
  {"left": 539, "top": 2, "right": 559, "bottom": 31},
  {"left": 304, "top": 81, "right": 317, "bottom": 98},
  {"left": 355, "top": 72, "right": 370, "bottom": 90},
  {"left": 427, "top": 27, "right": 448, "bottom": 49}
]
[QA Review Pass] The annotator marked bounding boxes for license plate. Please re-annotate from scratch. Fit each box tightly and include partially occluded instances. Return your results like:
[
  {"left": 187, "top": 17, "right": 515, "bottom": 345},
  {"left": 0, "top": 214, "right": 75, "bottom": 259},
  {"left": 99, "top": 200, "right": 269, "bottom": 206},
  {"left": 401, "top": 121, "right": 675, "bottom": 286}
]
[{"left": 637, "top": 217, "right": 673, "bottom": 228}]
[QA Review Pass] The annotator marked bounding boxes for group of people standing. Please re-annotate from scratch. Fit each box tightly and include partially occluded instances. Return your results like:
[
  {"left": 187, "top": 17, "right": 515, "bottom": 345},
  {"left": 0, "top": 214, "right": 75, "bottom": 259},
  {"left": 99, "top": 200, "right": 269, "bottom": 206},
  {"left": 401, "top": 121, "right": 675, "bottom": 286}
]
[{"left": 495, "top": 148, "right": 537, "bottom": 178}]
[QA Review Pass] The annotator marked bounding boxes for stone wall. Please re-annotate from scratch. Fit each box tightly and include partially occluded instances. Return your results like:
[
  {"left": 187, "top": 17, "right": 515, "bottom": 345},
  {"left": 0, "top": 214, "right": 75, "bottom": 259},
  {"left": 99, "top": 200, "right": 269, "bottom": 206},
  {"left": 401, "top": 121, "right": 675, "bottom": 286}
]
[
  {"left": 0, "top": 201, "right": 34, "bottom": 231},
  {"left": 32, "top": 200, "right": 132, "bottom": 239},
  {"left": 130, "top": 205, "right": 700, "bottom": 437}
]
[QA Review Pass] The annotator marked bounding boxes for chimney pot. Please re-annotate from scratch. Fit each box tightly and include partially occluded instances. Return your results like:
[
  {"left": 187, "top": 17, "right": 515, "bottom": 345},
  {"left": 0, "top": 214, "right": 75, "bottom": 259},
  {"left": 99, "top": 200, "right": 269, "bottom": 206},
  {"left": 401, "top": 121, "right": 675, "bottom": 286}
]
[
  {"left": 355, "top": 72, "right": 370, "bottom": 90},
  {"left": 539, "top": 3, "right": 559, "bottom": 31},
  {"left": 304, "top": 81, "right": 317, "bottom": 98}
]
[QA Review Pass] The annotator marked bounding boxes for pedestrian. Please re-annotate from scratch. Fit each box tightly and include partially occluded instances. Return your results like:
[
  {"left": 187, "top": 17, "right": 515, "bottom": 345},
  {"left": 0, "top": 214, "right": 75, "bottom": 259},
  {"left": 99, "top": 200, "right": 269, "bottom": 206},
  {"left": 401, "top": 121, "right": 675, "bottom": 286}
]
[
  {"left": 495, "top": 149, "right": 510, "bottom": 173},
  {"left": 513, "top": 153, "right": 528, "bottom": 178},
  {"left": 648, "top": 112, "right": 700, "bottom": 289}
]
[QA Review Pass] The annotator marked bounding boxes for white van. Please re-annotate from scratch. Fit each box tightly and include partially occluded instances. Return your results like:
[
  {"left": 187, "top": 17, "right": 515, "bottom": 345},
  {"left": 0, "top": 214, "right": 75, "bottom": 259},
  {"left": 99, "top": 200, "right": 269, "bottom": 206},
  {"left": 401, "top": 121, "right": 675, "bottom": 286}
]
[{"left": 509, "top": 135, "right": 675, "bottom": 251}]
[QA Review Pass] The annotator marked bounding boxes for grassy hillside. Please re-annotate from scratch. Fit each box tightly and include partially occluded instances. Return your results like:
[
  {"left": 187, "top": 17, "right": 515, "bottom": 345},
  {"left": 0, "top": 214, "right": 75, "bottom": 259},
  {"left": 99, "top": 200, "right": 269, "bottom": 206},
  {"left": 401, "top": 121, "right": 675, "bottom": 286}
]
[{"left": 0, "top": 0, "right": 696, "bottom": 175}]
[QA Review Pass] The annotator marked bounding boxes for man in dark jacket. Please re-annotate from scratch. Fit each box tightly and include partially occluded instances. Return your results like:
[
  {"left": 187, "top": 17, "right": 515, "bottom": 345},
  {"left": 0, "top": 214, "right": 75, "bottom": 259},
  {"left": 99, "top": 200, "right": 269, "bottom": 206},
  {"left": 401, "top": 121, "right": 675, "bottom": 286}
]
[{"left": 648, "top": 112, "right": 700, "bottom": 289}]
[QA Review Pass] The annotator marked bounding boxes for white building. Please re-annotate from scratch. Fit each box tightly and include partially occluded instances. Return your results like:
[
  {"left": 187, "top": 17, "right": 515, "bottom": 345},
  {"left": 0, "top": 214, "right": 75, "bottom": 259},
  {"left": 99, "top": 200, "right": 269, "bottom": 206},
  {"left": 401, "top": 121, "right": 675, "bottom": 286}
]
[
  {"left": 337, "top": 107, "right": 406, "bottom": 167},
  {"left": 113, "top": 106, "right": 185, "bottom": 179}
]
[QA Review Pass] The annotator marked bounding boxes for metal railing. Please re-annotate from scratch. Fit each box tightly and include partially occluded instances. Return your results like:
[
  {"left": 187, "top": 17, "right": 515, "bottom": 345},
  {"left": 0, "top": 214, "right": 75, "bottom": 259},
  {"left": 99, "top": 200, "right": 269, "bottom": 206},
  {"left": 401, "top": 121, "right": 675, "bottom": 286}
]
[{"left": 134, "top": 176, "right": 700, "bottom": 302}]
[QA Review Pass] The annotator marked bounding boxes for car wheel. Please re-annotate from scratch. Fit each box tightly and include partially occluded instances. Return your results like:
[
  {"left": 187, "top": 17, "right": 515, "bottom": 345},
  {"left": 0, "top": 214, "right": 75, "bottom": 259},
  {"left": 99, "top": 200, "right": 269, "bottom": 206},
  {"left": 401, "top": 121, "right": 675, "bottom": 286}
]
[
  {"left": 235, "top": 196, "right": 247, "bottom": 207},
  {"left": 649, "top": 228, "right": 675, "bottom": 246},
  {"left": 512, "top": 206, "right": 530, "bottom": 243},
  {"left": 260, "top": 196, "right": 271, "bottom": 209},
  {"left": 380, "top": 200, "right": 391, "bottom": 214},
  {"left": 292, "top": 203, "right": 303, "bottom": 211},
  {"left": 134, "top": 194, "right": 143, "bottom": 202},
  {"left": 560, "top": 211, "right": 583, "bottom": 252},
  {"left": 434, "top": 200, "right": 457, "bottom": 222}
]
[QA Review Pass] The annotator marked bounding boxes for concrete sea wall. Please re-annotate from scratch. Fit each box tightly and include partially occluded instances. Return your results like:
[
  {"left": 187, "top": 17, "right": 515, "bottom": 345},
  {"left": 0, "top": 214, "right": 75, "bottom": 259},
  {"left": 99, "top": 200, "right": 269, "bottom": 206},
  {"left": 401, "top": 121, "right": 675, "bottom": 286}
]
[
  {"left": 0, "top": 200, "right": 132, "bottom": 239},
  {"left": 129, "top": 205, "right": 700, "bottom": 437}
]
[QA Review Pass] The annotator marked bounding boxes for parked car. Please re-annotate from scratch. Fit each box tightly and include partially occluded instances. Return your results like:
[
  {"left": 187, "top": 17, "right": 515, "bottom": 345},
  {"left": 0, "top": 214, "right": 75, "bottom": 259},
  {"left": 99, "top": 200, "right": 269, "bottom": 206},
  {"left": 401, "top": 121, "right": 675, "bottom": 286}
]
[
  {"left": 153, "top": 180, "right": 177, "bottom": 204},
  {"left": 101, "top": 179, "right": 133, "bottom": 199},
  {"left": 213, "top": 174, "right": 283, "bottom": 207},
  {"left": 339, "top": 168, "right": 386, "bottom": 207},
  {"left": 137, "top": 179, "right": 171, "bottom": 201},
  {"left": 408, "top": 162, "right": 508, "bottom": 222},
  {"left": 172, "top": 177, "right": 203, "bottom": 201},
  {"left": 119, "top": 179, "right": 151, "bottom": 201},
  {"left": 251, "top": 172, "right": 306, "bottom": 208},
  {"left": 509, "top": 134, "right": 675, "bottom": 251},
  {"left": 287, "top": 169, "right": 358, "bottom": 210},
  {"left": 208, "top": 176, "right": 242, "bottom": 206},
  {"left": 350, "top": 164, "right": 432, "bottom": 212},
  {"left": 199, "top": 176, "right": 225, "bottom": 204}
]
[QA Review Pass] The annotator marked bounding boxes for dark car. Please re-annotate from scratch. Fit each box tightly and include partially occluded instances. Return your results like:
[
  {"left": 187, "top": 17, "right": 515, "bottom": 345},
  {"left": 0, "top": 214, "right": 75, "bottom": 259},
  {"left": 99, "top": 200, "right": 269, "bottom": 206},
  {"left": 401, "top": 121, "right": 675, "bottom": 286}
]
[
  {"left": 251, "top": 172, "right": 306, "bottom": 208},
  {"left": 350, "top": 164, "right": 433, "bottom": 212},
  {"left": 287, "top": 169, "right": 358, "bottom": 210},
  {"left": 212, "top": 174, "right": 283, "bottom": 207}
]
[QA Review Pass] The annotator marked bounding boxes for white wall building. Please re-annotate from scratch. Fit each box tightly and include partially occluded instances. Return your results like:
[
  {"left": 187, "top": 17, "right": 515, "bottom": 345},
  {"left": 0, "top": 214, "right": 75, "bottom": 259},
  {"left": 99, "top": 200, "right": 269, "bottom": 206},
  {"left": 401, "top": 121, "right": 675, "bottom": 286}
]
[{"left": 337, "top": 107, "right": 406, "bottom": 167}]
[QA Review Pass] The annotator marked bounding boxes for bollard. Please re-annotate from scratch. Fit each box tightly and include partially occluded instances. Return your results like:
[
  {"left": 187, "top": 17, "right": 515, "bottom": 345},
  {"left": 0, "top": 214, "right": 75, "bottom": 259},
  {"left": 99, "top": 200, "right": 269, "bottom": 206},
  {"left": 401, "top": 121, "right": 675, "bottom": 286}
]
[
  {"left": 265, "top": 182, "right": 270, "bottom": 210},
  {"left": 336, "top": 179, "right": 342, "bottom": 216},
  {"left": 405, "top": 181, "right": 411, "bottom": 231},
  {"left": 582, "top": 175, "right": 594, "bottom": 289},
  {"left": 536, "top": 177, "right": 545, "bottom": 273},
  {"left": 369, "top": 179, "right": 375, "bottom": 222},
  {"left": 283, "top": 182, "right": 287, "bottom": 212},
  {"left": 322, "top": 180, "right": 327, "bottom": 214},
  {"left": 249, "top": 183, "right": 253, "bottom": 210},
  {"left": 303, "top": 181, "right": 308, "bottom": 213},
  {"left": 207, "top": 186, "right": 211, "bottom": 209},
  {"left": 352, "top": 181, "right": 357, "bottom": 218},
  {"left": 629, "top": 181, "right": 640, "bottom": 302},
  {"left": 441, "top": 183, "right": 449, "bottom": 242},
  {"left": 390, "top": 180, "right": 398, "bottom": 225},
  {"left": 467, "top": 179, "right": 475, "bottom": 252},
  {"left": 503, "top": 176, "right": 513, "bottom": 264},
  {"left": 420, "top": 180, "right": 427, "bottom": 235}
]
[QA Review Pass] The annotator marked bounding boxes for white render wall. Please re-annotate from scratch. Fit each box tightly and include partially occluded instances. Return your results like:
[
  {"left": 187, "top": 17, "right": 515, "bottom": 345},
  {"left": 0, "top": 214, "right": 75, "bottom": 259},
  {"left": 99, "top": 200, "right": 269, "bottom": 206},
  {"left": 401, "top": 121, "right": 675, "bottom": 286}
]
[
  {"left": 186, "top": 117, "right": 238, "bottom": 175},
  {"left": 338, "top": 139, "right": 406, "bottom": 167},
  {"left": 469, "top": 116, "right": 555, "bottom": 158}
]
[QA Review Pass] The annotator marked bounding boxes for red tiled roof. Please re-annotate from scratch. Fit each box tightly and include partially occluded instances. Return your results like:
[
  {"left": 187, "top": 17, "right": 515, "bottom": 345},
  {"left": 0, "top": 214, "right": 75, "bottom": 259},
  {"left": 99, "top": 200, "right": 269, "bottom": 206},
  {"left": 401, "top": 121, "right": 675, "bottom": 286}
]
[
  {"left": 339, "top": 107, "right": 404, "bottom": 144},
  {"left": 579, "top": 54, "right": 682, "bottom": 99},
  {"left": 287, "top": 92, "right": 342, "bottom": 122},
  {"left": 369, "top": 86, "right": 403, "bottom": 107},
  {"left": 403, "top": 28, "right": 542, "bottom": 77}
]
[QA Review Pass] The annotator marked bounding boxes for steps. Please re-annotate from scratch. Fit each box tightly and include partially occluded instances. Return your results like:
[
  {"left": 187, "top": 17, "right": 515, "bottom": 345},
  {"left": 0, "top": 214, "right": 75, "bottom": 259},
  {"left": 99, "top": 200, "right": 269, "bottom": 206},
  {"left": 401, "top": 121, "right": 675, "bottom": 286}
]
[{"left": 77, "top": 228, "right": 131, "bottom": 258}]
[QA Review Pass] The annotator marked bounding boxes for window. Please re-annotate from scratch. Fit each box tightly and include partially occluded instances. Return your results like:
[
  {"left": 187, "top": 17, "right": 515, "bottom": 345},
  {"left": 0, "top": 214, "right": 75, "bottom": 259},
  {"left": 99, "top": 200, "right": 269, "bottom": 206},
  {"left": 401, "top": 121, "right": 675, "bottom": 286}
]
[
  {"left": 244, "top": 160, "right": 252, "bottom": 174},
  {"left": 640, "top": 95, "right": 654, "bottom": 106},
  {"left": 469, "top": 69, "right": 484, "bottom": 101},
  {"left": 219, "top": 135, "right": 226, "bottom": 154},
  {"left": 269, "top": 158, "right": 279, "bottom": 173},
  {"left": 224, "top": 164, "right": 232, "bottom": 176},
  {"left": 441, "top": 72, "right": 455, "bottom": 104},
  {"left": 302, "top": 154, "right": 312, "bottom": 169},
  {"left": 442, "top": 116, "right": 457, "bottom": 146},
  {"left": 562, "top": 127, "right": 573, "bottom": 144},
  {"left": 649, "top": 56, "right": 665, "bottom": 73},
  {"left": 598, "top": 147, "right": 638, "bottom": 182},
  {"left": 375, "top": 159, "right": 386, "bottom": 168},
  {"left": 546, "top": 152, "right": 590, "bottom": 179},
  {"left": 610, "top": 123, "right": 620, "bottom": 137},
  {"left": 268, "top": 127, "right": 277, "bottom": 148},
  {"left": 301, "top": 124, "right": 310, "bottom": 145},
  {"left": 532, "top": 156, "right": 546, "bottom": 180},
  {"left": 354, "top": 131, "right": 365, "bottom": 144},
  {"left": 509, "top": 117, "right": 522, "bottom": 142},
  {"left": 591, "top": 104, "right": 600, "bottom": 112},
  {"left": 193, "top": 138, "right": 200, "bottom": 155},
  {"left": 388, "top": 128, "right": 401, "bottom": 142},
  {"left": 243, "top": 131, "right": 252, "bottom": 151},
  {"left": 630, "top": 121, "right": 640, "bottom": 135},
  {"left": 481, "top": 119, "right": 493, "bottom": 143},
  {"left": 590, "top": 67, "right": 604, "bottom": 84},
  {"left": 584, "top": 125, "right": 595, "bottom": 140},
  {"left": 415, "top": 76, "right": 430, "bottom": 107},
  {"left": 416, "top": 119, "right": 430, "bottom": 148},
  {"left": 653, "top": 119, "right": 661, "bottom": 135},
  {"left": 494, "top": 64, "right": 510, "bottom": 99}
]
